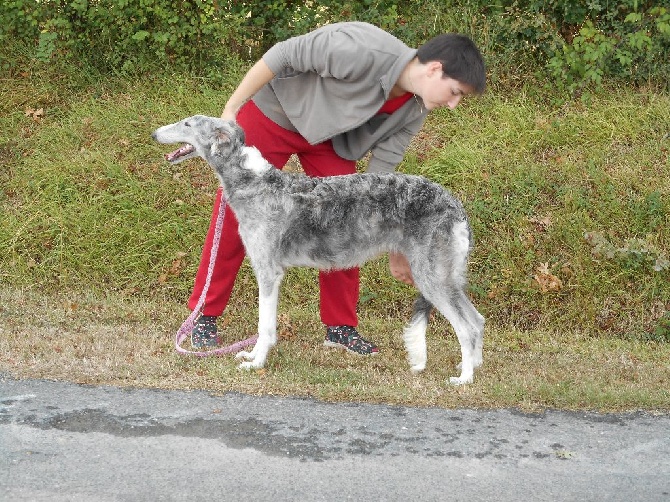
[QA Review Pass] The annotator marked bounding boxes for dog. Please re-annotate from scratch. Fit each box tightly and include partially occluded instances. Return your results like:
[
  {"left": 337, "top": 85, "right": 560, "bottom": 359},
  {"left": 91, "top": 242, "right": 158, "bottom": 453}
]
[{"left": 152, "top": 115, "right": 484, "bottom": 384}]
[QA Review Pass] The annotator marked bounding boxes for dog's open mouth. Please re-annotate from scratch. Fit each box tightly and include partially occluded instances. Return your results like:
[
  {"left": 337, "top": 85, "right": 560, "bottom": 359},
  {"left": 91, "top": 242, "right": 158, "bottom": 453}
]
[{"left": 165, "top": 144, "right": 195, "bottom": 162}]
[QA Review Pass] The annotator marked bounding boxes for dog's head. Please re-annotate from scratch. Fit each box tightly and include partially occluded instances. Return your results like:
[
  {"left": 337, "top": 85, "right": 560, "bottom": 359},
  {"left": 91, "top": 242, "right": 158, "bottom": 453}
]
[{"left": 152, "top": 115, "right": 245, "bottom": 164}]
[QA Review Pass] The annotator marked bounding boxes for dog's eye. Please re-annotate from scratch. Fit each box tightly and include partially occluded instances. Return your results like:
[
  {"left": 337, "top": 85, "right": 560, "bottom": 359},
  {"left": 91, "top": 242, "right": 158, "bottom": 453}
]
[{"left": 184, "top": 121, "right": 191, "bottom": 127}]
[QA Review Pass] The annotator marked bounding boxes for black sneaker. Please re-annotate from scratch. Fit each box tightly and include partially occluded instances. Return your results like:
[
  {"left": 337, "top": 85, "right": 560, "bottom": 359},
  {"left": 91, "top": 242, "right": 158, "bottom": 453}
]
[
  {"left": 191, "top": 315, "right": 219, "bottom": 349},
  {"left": 324, "top": 325, "right": 379, "bottom": 355}
]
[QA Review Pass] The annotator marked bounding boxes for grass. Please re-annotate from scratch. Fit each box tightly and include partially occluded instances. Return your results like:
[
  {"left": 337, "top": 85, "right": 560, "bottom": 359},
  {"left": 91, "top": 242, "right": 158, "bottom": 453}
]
[{"left": 1, "top": 55, "right": 669, "bottom": 412}]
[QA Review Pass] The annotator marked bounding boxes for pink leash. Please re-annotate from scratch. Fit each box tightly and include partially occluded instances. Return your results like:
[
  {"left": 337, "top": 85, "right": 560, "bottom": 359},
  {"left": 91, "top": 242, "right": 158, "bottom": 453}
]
[{"left": 174, "top": 193, "right": 258, "bottom": 357}]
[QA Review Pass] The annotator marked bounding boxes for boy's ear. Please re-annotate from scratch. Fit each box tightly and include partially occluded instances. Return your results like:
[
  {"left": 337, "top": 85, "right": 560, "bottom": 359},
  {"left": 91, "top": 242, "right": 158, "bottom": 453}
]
[{"left": 425, "top": 60, "right": 444, "bottom": 76}]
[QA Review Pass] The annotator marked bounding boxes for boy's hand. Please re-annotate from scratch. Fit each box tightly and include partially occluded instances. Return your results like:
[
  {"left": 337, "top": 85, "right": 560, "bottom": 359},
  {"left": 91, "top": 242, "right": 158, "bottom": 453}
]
[{"left": 389, "top": 253, "right": 414, "bottom": 286}]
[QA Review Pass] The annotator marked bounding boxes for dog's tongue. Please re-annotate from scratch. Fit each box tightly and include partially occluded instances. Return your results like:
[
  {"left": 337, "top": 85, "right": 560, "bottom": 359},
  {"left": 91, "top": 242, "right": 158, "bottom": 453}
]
[{"left": 165, "top": 144, "right": 195, "bottom": 161}]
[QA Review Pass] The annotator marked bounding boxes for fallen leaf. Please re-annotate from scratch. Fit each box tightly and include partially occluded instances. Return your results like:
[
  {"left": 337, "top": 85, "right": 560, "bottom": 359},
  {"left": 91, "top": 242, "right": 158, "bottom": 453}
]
[
  {"left": 25, "top": 107, "right": 45, "bottom": 122},
  {"left": 533, "top": 262, "right": 562, "bottom": 293},
  {"left": 169, "top": 258, "right": 185, "bottom": 275},
  {"left": 529, "top": 215, "right": 552, "bottom": 231},
  {"left": 277, "top": 313, "right": 296, "bottom": 341}
]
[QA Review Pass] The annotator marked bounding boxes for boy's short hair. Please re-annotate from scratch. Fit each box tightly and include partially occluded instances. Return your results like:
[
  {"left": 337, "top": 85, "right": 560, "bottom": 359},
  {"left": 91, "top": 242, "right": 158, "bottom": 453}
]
[{"left": 417, "top": 34, "right": 486, "bottom": 94}]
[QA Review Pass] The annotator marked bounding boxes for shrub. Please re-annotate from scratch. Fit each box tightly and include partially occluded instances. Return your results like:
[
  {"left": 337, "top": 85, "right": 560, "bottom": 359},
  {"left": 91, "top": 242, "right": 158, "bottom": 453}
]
[
  {"left": 0, "top": 0, "right": 245, "bottom": 73},
  {"left": 481, "top": 1, "right": 670, "bottom": 95},
  {"left": 3, "top": 0, "right": 668, "bottom": 92}
]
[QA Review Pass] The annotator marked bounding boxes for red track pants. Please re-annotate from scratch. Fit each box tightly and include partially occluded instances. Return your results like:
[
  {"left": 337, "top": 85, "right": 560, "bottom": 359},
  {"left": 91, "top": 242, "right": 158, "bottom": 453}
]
[{"left": 188, "top": 101, "right": 360, "bottom": 326}]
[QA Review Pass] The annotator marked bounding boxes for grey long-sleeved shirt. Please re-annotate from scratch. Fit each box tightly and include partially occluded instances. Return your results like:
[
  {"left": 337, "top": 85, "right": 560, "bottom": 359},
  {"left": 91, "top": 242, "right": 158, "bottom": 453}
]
[{"left": 252, "top": 22, "right": 428, "bottom": 172}]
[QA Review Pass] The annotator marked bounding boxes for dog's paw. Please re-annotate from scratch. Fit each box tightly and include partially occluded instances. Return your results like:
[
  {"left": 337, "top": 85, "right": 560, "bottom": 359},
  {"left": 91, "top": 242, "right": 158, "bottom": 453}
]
[
  {"left": 238, "top": 357, "right": 265, "bottom": 371},
  {"left": 236, "top": 351, "right": 266, "bottom": 370},
  {"left": 238, "top": 359, "right": 265, "bottom": 370},
  {"left": 410, "top": 363, "right": 426, "bottom": 374},
  {"left": 448, "top": 375, "right": 473, "bottom": 385}
]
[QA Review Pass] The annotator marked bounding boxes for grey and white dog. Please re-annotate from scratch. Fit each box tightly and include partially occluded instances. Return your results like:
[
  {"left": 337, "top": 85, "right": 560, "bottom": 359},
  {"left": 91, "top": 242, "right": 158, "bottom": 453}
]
[{"left": 153, "top": 115, "right": 484, "bottom": 384}]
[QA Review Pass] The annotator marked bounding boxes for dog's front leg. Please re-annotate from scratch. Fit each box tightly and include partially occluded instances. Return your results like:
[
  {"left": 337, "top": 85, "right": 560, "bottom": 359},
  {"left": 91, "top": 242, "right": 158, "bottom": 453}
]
[{"left": 236, "top": 270, "right": 283, "bottom": 369}]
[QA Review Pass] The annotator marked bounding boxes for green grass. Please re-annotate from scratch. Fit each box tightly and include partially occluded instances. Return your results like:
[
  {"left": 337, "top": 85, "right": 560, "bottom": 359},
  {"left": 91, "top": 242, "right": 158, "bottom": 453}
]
[{"left": 1, "top": 56, "right": 669, "bottom": 412}]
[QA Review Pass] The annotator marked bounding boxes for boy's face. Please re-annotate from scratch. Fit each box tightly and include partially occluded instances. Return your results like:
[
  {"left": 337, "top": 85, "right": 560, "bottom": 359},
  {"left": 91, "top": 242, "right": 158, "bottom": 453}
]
[{"left": 420, "top": 61, "right": 474, "bottom": 111}]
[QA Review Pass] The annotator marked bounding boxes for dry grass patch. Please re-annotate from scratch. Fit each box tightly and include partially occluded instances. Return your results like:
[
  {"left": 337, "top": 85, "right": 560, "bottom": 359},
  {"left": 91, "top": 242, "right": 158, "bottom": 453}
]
[{"left": 1, "top": 286, "right": 668, "bottom": 412}]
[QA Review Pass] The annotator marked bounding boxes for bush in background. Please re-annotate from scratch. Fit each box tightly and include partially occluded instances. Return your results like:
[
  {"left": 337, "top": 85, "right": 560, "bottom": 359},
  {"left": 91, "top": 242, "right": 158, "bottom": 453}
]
[
  {"left": 501, "top": 1, "right": 670, "bottom": 95},
  {"left": 1, "top": 0, "right": 668, "bottom": 92},
  {"left": 1, "top": 0, "right": 244, "bottom": 73}
]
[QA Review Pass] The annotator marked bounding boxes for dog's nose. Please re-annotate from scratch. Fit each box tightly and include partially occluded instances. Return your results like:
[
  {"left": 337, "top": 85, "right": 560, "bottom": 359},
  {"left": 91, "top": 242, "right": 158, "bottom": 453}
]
[{"left": 151, "top": 132, "right": 157, "bottom": 140}]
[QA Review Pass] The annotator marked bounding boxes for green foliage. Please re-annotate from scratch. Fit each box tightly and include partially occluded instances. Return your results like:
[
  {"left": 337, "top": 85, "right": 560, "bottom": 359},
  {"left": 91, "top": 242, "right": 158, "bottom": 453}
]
[
  {"left": 0, "top": 0, "right": 245, "bottom": 73},
  {"left": 0, "top": 0, "right": 420, "bottom": 72},
  {"left": 1, "top": 0, "right": 668, "bottom": 92},
  {"left": 547, "top": 6, "right": 670, "bottom": 98},
  {"left": 228, "top": 0, "right": 413, "bottom": 54},
  {"left": 482, "top": 1, "right": 670, "bottom": 96}
]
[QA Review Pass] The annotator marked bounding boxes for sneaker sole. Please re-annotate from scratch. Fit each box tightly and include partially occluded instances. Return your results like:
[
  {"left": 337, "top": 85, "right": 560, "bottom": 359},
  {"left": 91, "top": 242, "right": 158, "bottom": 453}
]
[
  {"left": 323, "top": 340, "right": 379, "bottom": 356},
  {"left": 191, "top": 338, "right": 220, "bottom": 350}
]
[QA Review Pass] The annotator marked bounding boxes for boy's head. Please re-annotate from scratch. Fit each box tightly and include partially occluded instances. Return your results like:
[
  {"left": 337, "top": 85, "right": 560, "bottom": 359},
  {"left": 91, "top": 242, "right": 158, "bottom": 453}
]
[{"left": 417, "top": 34, "right": 486, "bottom": 95}]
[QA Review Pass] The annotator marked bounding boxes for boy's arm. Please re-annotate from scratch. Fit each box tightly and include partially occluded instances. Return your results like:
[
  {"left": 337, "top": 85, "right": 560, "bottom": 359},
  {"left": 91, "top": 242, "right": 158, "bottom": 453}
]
[{"left": 221, "top": 59, "right": 276, "bottom": 120}]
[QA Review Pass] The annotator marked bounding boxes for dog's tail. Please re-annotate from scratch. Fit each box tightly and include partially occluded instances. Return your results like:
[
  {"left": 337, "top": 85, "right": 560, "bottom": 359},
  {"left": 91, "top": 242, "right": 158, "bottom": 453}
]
[{"left": 403, "top": 294, "right": 433, "bottom": 373}]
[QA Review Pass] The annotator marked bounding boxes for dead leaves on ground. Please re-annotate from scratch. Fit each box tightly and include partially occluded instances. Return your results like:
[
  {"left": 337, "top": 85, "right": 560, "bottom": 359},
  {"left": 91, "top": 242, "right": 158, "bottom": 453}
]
[
  {"left": 157, "top": 251, "right": 188, "bottom": 284},
  {"left": 533, "top": 262, "right": 563, "bottom": 293},
  {"left": 25, "top": 107, "right": 45, "bottom": 122},
  {"left": 524, "top": 214, "right": 565, "bottom": 293}
]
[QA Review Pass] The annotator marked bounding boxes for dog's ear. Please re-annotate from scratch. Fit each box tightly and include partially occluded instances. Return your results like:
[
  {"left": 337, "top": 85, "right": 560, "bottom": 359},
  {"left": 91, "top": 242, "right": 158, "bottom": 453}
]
[
  {"left": 211, "top": 122, "right": 245, "bottom": 157},
  {"left": 215, "top": 129, "right": 233, "bottom": 145},
  {"left": 214, "top": 122, "right": 245, "bottom": 144}
]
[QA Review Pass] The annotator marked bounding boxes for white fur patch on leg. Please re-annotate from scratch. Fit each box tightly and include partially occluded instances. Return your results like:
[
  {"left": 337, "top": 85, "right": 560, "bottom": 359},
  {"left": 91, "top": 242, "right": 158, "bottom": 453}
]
[
  {"left": 403, "top": 316, "right": 428, "bottom": 373},
  {"left": 449, "top": 345, "right": 475, "bottom": 385},
  {"left": 237, "top": 278, "right": 280, "bottom": 370}
]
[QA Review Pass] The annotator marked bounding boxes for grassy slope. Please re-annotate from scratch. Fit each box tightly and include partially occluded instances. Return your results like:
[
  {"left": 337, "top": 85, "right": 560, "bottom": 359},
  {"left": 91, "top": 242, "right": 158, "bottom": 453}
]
[{"left": 1, "top": 61, "right": 668, "bottom": 411}]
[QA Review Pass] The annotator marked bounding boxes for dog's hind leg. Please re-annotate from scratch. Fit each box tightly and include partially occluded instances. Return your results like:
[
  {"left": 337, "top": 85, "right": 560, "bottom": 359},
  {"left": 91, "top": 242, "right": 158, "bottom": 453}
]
[
  {"left": 448, "top": 292, "right": 484, "bottom": 384},
  {"left": 403, "top": 295, "right": 433, "bottom": 373},
  {"left": 236, "top": 268, "right": 284, "bottom": 369},
  {"left": 425, "top": 288, "right": 484, "bottom": 385},
  {"left": 415, "top": 221, "right": 485, "bottom": 385}
]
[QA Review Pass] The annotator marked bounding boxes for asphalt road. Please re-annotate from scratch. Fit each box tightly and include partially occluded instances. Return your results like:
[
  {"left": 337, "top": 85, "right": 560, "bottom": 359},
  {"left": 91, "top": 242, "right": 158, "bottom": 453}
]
[{"left": 1, "top": 375, "right": 669, "bottom": 501}]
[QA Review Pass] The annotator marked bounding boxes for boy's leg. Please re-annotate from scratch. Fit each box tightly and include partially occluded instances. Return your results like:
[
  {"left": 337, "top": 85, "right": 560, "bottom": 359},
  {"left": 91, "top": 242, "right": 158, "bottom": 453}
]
[
  {"left": 318, "top": 269, "right": 359, "bottom": 327},
  {"left": 298, "top": 144, "right": 378, "bottom": 355}
]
